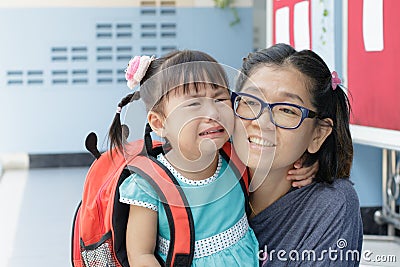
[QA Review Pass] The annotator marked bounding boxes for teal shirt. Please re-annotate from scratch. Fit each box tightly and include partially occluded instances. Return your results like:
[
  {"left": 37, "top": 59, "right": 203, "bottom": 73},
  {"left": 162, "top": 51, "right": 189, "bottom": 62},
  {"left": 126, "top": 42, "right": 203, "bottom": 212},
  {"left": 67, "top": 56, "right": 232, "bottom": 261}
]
[{"left": 119, "top": 153, "right": 259, "bottom": 266}]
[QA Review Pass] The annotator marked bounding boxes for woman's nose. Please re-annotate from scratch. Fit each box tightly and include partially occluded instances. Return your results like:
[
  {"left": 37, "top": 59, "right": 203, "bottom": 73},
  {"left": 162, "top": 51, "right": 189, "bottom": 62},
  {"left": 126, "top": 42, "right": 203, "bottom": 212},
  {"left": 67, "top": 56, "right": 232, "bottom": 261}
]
[{"left": 251, "top": 108, "right": 275, "bottom": 130}]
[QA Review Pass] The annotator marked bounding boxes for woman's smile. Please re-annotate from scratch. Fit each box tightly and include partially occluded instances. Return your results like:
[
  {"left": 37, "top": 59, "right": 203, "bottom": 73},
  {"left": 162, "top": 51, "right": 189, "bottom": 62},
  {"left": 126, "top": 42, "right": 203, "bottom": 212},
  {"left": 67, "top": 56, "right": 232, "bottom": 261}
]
[{"left": 248, "top": 136, "right": 276, "bottom": 149}]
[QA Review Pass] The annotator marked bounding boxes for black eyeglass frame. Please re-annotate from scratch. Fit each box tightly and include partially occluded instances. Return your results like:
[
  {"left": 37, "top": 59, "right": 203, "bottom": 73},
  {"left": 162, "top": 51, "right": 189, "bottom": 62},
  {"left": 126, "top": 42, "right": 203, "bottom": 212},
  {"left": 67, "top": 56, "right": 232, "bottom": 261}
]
[{"left": 231, "top": 92, "right": 318, "bottom": 129}]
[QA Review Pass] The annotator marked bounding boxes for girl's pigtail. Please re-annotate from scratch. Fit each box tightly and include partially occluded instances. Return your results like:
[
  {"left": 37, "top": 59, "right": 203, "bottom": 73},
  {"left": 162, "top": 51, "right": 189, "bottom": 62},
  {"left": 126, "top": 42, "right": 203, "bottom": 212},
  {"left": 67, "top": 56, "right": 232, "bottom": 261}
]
[
  {"left": 108, "top": 91, "right": 141, "bottom": 155},
  {"left": 144, "top": 122, "right": 154, "bottom": 156},
  {"left": 107, "top": 55, "right": 156, "bottom": 158}
]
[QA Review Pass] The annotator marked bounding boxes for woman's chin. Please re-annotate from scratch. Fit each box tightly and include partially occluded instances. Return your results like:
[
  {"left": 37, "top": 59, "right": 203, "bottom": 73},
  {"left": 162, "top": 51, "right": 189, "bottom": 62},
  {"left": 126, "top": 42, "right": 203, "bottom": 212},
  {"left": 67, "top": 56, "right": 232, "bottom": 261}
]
[
  {"left": 233, "top": 140, "right": 275, "bottom": 171},
  {"left": 245, "top": 153, "right": 274, "bottom": 172}
]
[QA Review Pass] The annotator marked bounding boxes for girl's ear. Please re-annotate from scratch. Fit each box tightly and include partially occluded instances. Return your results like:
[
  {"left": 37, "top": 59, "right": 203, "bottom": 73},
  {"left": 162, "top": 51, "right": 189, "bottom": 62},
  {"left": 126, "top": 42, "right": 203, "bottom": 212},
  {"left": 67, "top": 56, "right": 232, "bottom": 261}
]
[
  {"left": 147, "top": 111, "right": 165, "bottom": 137},
  {"left": 307, "top": 118, "right": 333, "bottom": 154}
]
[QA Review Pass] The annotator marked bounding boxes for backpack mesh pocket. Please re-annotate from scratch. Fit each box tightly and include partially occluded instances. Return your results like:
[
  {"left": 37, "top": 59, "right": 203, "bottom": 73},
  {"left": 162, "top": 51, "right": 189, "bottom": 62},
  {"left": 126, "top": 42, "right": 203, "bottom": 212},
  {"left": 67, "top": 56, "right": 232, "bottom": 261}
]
[{"left": 81, "top": 232, "right": 119, "bottom": 267}]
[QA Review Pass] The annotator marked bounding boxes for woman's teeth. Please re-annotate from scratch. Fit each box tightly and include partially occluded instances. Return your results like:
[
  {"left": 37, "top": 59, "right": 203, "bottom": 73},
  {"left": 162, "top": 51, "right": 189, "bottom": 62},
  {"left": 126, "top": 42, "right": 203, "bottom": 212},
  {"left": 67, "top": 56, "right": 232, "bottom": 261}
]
[{"left": 249, "top": 137, "right": 275, "bottom": 147}]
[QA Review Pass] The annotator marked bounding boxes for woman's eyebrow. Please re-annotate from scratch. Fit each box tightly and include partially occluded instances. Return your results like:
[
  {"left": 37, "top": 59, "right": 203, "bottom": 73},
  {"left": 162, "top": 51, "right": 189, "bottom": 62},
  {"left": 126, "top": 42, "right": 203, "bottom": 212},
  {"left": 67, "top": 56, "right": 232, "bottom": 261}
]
[
  {"left": 243, "top": 87, "right": 305, "bottom": 104},
  {"left": 280, "top": 91, "right": 305, "bottom": 104},
  {"left": 242, "top": 86, "right": 260, "bottom": 94}
]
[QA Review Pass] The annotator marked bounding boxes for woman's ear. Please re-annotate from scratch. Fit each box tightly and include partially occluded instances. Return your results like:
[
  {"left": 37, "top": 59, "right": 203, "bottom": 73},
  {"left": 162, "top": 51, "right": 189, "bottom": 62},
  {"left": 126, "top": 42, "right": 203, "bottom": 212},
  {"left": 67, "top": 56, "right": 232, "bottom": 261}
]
[
  {"left": 307, "top": 118, "right": 333, "bottom": 154},
  {"left": 147, "top": 111, "right": 165, "bottom": 137}
]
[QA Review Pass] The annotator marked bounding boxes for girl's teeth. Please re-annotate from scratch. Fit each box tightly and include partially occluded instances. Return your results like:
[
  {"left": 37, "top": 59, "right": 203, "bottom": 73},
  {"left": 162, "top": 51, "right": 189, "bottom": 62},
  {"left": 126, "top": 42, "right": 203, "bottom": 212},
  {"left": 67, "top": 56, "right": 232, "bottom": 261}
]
[{"left": 200, "top": 129, "right": 223, "bottom": 136}]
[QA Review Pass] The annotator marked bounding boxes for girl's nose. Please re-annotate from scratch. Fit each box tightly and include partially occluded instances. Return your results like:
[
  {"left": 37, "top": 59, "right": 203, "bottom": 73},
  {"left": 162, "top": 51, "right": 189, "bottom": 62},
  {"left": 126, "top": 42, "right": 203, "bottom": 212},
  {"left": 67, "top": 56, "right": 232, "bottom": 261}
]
[{"left": 205, "top": 100, "right": 221, "bottom": 121}]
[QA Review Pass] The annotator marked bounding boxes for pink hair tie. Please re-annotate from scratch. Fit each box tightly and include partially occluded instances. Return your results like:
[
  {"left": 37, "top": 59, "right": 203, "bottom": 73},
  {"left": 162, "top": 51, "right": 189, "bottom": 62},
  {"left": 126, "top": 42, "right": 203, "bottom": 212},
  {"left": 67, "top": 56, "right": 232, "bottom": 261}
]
[
  {"left": 125, "top": 55, "right": 155, "bottom": 90},
  {"left": 116, "top": 107, "right": 122, "bottom": 114},
  {"left": 331, "top": 71, "right": 341, "bottom": 90}
]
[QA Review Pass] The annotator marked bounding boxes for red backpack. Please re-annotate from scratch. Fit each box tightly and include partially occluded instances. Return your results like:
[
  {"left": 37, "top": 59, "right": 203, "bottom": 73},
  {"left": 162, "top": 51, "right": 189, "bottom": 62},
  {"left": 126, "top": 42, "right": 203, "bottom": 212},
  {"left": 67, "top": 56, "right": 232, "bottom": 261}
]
[{"left": 71, "top": 132, "right": 249, "bottom": 267}]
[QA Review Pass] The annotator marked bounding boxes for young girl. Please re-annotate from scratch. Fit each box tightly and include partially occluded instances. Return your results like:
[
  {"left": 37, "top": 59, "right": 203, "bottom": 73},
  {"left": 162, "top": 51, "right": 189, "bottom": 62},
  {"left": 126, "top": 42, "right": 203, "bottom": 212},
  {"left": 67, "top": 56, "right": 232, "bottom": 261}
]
[{"left": 110, "top": 50, "right": 259, "bottom": 266}]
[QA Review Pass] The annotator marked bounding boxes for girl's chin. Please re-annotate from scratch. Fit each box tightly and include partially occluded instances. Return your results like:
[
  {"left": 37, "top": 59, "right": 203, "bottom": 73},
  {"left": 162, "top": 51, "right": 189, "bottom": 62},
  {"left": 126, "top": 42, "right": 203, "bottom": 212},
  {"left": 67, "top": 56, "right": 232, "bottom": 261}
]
[{"left": 199, "top": 138, "right": 227, "bottom": 151}]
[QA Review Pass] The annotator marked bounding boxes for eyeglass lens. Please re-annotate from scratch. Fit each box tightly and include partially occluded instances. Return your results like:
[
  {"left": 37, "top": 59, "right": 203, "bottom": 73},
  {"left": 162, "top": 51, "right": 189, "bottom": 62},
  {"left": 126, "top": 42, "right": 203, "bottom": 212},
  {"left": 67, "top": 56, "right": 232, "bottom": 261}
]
[{"left": 234, "top": 95, "right": 304, "bottom": 128}]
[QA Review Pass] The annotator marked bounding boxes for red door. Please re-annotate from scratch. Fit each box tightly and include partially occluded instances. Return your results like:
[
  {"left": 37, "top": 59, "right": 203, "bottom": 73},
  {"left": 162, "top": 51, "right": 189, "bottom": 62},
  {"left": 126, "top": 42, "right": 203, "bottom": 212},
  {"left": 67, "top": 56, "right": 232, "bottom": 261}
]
[
  {"left": 273, "top": 0, "right": 312, "bottom": 50},
  {"left": 348, "top": 0, "right": 400, "bottom": 131}
]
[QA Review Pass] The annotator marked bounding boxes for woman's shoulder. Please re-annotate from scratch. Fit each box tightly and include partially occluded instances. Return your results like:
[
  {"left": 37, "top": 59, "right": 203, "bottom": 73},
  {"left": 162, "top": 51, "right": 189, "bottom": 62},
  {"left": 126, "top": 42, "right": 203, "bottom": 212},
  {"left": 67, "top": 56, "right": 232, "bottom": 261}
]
[
  {"left": 312, "top": 178, "right": 360, "bottom": 210},
  {"left": 315, "top": 178, "right": 357, "bottom": 196}
]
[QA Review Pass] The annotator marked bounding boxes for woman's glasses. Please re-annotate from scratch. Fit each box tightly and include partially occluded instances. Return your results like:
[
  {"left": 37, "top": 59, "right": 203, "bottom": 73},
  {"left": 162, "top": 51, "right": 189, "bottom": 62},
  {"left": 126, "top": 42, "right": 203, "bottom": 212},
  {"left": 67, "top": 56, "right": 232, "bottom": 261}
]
[{"left": 231, "top": 92, "right": 318, "bottom": 129}]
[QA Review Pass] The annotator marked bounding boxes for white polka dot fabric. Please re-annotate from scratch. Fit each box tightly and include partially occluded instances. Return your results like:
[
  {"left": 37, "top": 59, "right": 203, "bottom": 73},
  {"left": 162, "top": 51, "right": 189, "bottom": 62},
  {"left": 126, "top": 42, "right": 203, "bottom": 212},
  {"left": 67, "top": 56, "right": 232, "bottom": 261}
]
[
  {"left": 156, "top": 153, "right": 222, "bottom": 186},
  {"left": 119, "top": 198, "right": 158, "bottom": 211},
  {"left": 119, "top": 153, "right": 221, "bottom": 211},
  {"left": 157, "top": 213, "right": 249, "bottom": 258}
]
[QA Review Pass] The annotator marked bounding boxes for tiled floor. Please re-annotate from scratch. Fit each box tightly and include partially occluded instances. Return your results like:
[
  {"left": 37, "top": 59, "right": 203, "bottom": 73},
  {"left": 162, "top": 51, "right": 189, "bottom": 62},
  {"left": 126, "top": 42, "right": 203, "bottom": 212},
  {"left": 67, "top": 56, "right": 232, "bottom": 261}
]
[
  {"left": 0, "top": 168, "right": 399, "bottom": 267},
  {"left": 0, "top": 167, "right": 87, "bottom": 267}
]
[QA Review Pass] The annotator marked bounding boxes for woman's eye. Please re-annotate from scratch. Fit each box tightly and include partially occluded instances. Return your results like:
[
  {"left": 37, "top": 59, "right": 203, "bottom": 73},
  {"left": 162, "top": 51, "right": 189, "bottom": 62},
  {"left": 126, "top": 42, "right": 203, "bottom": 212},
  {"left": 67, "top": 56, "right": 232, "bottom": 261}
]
[
  {"left": 279, "top": 107, "right": 299, "bottom": 116},
  {"left": 248, "top": 100, "right": 258, "bottom": 106},
  {"left": 283, "top": 108, "right": 294, "bottom": 114},
  {"left": 241, "top": 99, "right": 257, "bottom": 106}
]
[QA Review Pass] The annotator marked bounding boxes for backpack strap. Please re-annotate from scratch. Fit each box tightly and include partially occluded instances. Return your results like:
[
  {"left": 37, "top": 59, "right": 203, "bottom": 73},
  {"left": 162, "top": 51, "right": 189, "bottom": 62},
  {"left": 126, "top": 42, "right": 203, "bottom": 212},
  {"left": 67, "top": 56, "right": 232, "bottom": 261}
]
[
  {"left": 127, "top": 155, "right": 195, "bottom": 267},
  {"left": 220, "top": 142, "right": 251, "bottom": 217}
]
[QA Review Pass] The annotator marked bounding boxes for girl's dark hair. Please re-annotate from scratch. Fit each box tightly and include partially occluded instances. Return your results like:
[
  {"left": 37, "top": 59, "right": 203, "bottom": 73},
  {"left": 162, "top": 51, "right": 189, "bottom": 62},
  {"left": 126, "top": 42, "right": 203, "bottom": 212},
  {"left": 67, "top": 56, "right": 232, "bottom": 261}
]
[
  {"left": 108, "top": 50, "right": 229, "bottom": 154},
  {"left": 238, "top": 43, "right": 353, "bottom": 183}
]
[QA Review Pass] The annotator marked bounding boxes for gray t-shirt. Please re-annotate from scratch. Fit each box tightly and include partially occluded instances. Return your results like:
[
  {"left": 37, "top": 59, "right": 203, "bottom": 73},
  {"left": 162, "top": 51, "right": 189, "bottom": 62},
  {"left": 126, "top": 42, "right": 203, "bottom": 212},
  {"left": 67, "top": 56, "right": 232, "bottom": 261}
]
[{"left": 250, "top": 178, "right": 363, "bottom": 267}]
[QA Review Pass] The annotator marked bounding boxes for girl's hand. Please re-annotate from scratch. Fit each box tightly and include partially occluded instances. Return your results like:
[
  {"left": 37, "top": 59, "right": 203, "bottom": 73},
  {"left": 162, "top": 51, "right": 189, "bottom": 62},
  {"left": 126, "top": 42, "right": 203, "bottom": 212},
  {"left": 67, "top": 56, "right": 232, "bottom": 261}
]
[{"left": 287, "top": 159, "right": 319, "bottom": 188}]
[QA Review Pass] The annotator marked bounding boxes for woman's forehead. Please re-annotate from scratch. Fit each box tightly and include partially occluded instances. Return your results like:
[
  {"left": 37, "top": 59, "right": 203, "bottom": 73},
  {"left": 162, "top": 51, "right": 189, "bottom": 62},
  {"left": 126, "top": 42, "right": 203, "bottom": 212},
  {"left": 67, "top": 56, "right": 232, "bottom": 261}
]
[
  {"left": 242, "top": 66, "right": 310, "bottom": 102},
  {"left": 241, "top": 66, "right": 311, "bottom": 106}
]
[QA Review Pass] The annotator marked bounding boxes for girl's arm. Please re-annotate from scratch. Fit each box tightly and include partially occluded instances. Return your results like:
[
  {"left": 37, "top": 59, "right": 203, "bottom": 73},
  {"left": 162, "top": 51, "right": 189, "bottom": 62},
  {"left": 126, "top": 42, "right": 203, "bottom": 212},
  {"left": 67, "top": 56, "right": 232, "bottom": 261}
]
[{"left": 126, "top": 205, "right": 160, "bottom": 267}]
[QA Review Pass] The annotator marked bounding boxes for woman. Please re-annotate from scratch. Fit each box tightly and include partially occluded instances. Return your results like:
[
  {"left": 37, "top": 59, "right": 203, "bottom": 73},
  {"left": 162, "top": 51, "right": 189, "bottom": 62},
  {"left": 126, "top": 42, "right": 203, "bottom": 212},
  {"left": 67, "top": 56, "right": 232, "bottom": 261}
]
[{"left": 232, "top": 43, "right": 363, "bottom": 266}]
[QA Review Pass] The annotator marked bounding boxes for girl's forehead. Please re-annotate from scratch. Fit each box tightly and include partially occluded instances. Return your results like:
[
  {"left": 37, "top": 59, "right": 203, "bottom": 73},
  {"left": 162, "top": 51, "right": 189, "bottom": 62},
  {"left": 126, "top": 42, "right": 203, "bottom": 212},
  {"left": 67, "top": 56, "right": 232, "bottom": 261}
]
[{"left": 171, "top": 82, "right": 229, "bottom": 96}]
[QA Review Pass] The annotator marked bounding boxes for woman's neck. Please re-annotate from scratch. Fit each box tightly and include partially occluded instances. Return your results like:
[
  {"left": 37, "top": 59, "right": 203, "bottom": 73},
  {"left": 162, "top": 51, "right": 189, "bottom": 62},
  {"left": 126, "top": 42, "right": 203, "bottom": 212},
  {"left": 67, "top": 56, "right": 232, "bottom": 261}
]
[
  {"left": 249, "top": 167, "right": 292, "bottom": 218},
  {"left": 164, "top": 150, "right": 219, "bottom": 181}
]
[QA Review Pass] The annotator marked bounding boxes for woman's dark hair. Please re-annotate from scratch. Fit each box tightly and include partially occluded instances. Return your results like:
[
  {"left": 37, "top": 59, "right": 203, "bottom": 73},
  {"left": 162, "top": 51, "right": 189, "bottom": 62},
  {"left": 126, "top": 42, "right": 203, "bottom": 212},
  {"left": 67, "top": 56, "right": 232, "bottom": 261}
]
[
  {"left": 108, "top": 50, "right": 229, "bottom": 154},
  {"left": 238, "top": 43, "right": 353, "bottom": 183}
]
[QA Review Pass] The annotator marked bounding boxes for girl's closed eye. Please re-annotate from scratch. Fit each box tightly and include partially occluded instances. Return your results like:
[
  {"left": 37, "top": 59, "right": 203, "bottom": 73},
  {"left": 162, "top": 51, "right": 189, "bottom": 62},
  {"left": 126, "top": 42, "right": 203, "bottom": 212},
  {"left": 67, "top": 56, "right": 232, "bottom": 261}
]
[
  {"left": 186, "top": 100, "right": 201, "bottom": 107},
  {"left": 215, "top": 98, "right": 230, "bottom": 103}
]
